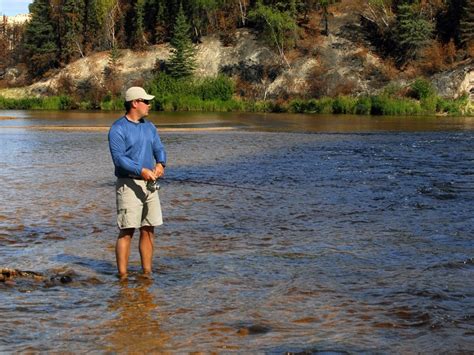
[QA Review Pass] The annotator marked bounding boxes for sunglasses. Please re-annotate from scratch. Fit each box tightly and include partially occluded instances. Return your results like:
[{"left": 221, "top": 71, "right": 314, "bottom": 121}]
[{"left": 136, "top": 99, "right": 151, "bottom": 105}]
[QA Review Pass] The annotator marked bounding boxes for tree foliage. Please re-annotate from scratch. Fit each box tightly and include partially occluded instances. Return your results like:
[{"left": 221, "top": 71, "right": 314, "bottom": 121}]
[
  {"left": 248, "top": 1, "right": 298, "bottom": 67},
  {"left": 396, "top": 2, "right": 434, "bottom": 61},
  {"left": 460, "top": 0, "right": 474, "bottom": 46},
  {"left": 1, "top": 0, "right": 470, "bottom": 80},
  {"left": 167, "top": 5, "right": 196, "bottom": 78},
  {"left": 24, "top": 0, "right": 58, "bottom": 77}
]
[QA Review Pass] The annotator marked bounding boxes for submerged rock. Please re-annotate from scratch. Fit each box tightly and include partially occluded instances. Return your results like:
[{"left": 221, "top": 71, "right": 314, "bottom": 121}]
[{"left": 0, "top": 267, "right": 75, "bottom": 287}]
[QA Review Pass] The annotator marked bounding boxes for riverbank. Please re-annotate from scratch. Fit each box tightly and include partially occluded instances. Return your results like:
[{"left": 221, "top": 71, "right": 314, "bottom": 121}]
[{"left": 0, "top": 92, "right": 471, "bottom": 116}]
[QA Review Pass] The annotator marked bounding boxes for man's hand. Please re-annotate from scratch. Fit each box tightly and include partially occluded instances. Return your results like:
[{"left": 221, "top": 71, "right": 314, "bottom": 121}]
[
  {"left": 140, "top": 168, "right": 157, "bottom": 181},
  {"left": 153, "top": 163, "right": 165, "bottom": 178}
]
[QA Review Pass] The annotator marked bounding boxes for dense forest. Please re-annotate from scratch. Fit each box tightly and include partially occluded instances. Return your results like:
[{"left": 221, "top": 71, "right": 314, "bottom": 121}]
[
  {"left": 0, "top": 0, "right": 472, "bottom": 114},
  {"left": 1, "top": 0, "right": 473, "bottom": 80}
]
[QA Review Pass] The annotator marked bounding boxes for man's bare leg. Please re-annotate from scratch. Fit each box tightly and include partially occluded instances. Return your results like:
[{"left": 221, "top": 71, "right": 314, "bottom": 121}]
[
  {"left": 139, "top": 226, "right": 154, "bottom": 274},
  {"left": 116, "top": 228, "right": 134, "bottom": 278}
]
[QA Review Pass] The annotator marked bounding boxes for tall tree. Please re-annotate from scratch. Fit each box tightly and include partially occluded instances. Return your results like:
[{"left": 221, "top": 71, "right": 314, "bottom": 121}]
[
  {"left": 61, "top": 0, "right": 85, "bottom": 62},
  {"left": 133, "top": 0, "right": 148, "bottom": 49},
  {"left": 248, "top": 1, "right": 297, "bottom": 67},
  {"left": 436, "top": 0, "right": 463, "bottom": 45},
  {"left": 24, "top": 0, "right": 59, "bottom": 77},
  {"left": 460, "top": 0, "right": 474, "bottom": 46},
  {"left": 167, "top": 5, "right": 196, "bottom": 78},
  {"left": 83, "top": 0, "right": 102, "bottom": 53},
  {"left": 153, "top": 0, "right": 168, "bottom": 43},
  {"left": 396, "top": 2, "right": 434, "bottom": 61}
]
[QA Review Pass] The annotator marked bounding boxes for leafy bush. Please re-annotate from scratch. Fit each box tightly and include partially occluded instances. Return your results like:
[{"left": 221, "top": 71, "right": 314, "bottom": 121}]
[
  {"left": 371, "top": 95, "right": 422, "bottom": 115},
  {"left": 195, "top": 75, "right": 235, "bottom": 101},
  {"left": 147, "top": 73, "right": 235, "bottom": 111},
  {"left": 355, "top": 96, "right": 372, "bottom": 115},
  {"left": 410, "top": 78, "right": 435, "bottom": 99},
  {"left": 421, "top": 95, "right": 437, "bottom": 112},
  {"left": 100, "top": 97, "right": 124, "bottom": 111},
  {"left": 436, "top": 94, "right": 469, "bottom": 115},
  {"left": 333, "top": 96, "right": 357, "bottom": 114}
]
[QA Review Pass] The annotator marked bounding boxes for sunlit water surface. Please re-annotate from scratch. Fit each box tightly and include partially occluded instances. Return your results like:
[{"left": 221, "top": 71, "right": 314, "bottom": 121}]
[{"left": 0, "top": 111, "right": 473, "bottom": 352}]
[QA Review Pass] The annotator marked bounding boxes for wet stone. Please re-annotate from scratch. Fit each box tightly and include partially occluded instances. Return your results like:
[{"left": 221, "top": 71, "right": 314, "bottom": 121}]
[{"left": 236, "top": 324, "right": 271, "bottom": 336}]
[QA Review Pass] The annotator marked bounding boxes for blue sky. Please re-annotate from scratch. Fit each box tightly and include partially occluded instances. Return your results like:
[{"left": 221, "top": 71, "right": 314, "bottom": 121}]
[{"left": 0, "top": 0, "right": 32, "bottom": 16}]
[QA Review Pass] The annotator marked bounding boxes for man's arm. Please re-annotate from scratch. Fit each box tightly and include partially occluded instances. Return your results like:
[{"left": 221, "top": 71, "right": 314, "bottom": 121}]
[
  {"left": 151, "top": 126, "right": 167, "bottom": 178},
  {"left": 108, "top": 126, "right": 144, "bottom": 176}
]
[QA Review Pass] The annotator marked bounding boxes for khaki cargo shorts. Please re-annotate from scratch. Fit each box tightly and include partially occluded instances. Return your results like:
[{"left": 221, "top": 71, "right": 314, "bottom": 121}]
[{"left": 115, "top": 178, "right": 163, "bottom": 229}]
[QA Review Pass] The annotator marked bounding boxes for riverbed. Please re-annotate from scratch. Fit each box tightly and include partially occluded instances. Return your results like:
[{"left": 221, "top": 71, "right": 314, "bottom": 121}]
[{"left": 0, "top": 111, "right": 473, "bottom": 352}]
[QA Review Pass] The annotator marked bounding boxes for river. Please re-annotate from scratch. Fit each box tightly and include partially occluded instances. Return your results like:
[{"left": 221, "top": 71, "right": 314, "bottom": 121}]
[{"left": 0, "top": 110, "right": 473, "bottom": 352}]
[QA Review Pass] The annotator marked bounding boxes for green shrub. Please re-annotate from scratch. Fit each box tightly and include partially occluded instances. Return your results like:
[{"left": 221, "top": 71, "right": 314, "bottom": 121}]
[
  {"left": 436, "top": 94, "right": 469, "bottom": 115},
  {"left": 410, "top": 78, "right": 435, "bottom": 100},
  {"left": 147, "top": 73, "right": 236, "bottom": 111},
  {"left": 421, "top": 95, "right": 437, "bottom": 113},
  {"left": 100, "top": 97, "right": 123, "bottom": 111},
  {"left": 196, "top": 75, "right": 234, "bottom": 101},
  {"left": 355, "top": 96, "right": 371, "bottom": 115},
  {"left": 333, "top": 96, "right": 357, "bottom": 114},
  {"left": 315, "top": 97, "right": 334, "bottom": 114},
  {"left": 371, "top": 95, "right": 422, "bottom": 115},
  {"left": 59, "top": 95, "right": 76, "bottom": 110},
  {"left": 288, "top": 99, "right": 305, "bottom": 113}
]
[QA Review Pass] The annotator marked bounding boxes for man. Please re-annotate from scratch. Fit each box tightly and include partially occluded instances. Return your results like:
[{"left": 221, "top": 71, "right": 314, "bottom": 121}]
[{"left": 108, "top": 86, "right": 166, "bottom": 279}]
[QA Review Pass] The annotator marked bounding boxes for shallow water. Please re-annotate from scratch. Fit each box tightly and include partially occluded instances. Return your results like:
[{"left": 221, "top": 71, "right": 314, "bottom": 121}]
[{"left": 0, "top": 111, "right": 473, "bottom": 352}]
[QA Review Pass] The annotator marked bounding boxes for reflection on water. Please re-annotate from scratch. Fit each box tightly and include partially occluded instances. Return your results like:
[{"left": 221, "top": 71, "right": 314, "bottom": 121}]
[
  {"left": 0, "top": 111, "right": 473, "bottom": 352},
  {"left": 106, "top": 278, "right": 167, "bottom": 352},
  {"left": 1, "top": 109, "right": 474, "bottom": 132}
]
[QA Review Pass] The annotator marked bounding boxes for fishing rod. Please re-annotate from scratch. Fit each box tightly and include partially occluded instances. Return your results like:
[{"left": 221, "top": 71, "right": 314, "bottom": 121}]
[{"left": 158, "top": 176, "right": 286, "bottom": 194}]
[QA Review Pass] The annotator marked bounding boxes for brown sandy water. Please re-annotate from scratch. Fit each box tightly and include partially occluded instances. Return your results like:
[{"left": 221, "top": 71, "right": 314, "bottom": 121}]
[{"left": 0, "top": 110, "right": 473, "bottom": 352}]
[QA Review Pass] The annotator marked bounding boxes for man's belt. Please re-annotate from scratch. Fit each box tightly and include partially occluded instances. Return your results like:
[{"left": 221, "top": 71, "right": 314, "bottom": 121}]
[{"left": 126, "top": 175, "right": 144, "bottom": 180}]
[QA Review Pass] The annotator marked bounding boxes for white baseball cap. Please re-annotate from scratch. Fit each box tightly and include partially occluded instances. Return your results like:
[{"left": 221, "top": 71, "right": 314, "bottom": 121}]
[{"left": 125, "top": 87, "right": 155, "bottom": 101}]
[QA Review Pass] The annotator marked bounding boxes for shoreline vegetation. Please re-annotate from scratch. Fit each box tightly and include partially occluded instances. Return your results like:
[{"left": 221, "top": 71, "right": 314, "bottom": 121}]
[{"left": 0, "top": 75, "right": 471, "bottom": 116}]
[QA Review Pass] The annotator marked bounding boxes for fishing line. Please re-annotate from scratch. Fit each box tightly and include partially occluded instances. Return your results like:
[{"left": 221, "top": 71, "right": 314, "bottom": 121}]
[{"left": 162, "top": 176, "right": 286, "bottom": 195}]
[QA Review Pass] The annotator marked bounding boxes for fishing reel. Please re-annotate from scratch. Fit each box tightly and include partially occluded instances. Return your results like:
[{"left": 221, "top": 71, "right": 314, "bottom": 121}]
[{"left": 147, "top": 180, "right": 160, "bottom": 192}]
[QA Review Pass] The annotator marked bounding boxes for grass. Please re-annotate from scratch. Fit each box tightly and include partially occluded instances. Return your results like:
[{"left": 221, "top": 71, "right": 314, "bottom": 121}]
[{"left": 0, "top": 75, "right": 471, "bottom": 116}]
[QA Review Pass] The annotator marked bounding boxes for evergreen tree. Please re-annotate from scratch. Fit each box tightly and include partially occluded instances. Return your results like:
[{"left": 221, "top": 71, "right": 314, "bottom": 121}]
[
  {"left": 24, "top": 0, "right": 59, "bottom": 77},
  {"left": 460, "top": 0, "right": 474, "bottom": 46},
  {"left": 436, "top": 0, "right": 463, "bottom": 45},
  {"left": 167, "top": 5, "right": 196, "bottom": 78},
  {"left": 154, "top": 0, "right": 167, "bottom": 43},
  {"left": 396, "top": 2, "right": 434, "bottom": 61},
  {"left": 83, "top": 0, "right": 102, "bottom": 53},
  {"left": 62, "top": 0, "right": 85, "bottom": 62},
  {"left": 133, "top": 0, "right": 148, "bottom": 49}
]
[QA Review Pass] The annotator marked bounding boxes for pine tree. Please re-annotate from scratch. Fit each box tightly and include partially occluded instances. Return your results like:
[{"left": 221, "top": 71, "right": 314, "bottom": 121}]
[
  {"left": 133, "top": 0, "right": 148, "bottom": 49},
  {"left": 167, "top": 5, "right": 196, "bottom": 78},
  {"left": 61, "top": 0, "right": 85, "bottom": 62},
  {"left": 396, "top": 2, "right": 434, "bottom": 61},
  {"left": 24, "top": 0, "right": 59, "bottom": 77},
  {"left": 460, "top": 0, "right": 474, "bottom": 46},
  {"left": 154, "top": 0, "right": 167, "bottom": 43},
  {"left": 83, "top": 0, "right": 102, "bottom": 53}
]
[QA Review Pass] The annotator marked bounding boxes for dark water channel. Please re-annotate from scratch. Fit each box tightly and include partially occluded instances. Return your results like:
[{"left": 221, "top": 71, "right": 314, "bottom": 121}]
[{"left": 0, "top": 111, "right": 473, "bottom": 352}]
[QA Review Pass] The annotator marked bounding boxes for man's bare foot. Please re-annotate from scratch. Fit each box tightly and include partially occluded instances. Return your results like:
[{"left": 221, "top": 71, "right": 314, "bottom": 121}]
[{"left": 117, "top": 273, "right": 128, "bottom": 281}]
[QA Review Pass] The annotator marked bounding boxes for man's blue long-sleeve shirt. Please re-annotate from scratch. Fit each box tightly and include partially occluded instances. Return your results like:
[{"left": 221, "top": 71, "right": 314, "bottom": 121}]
[{"left": 108, "top": 116, "right": 166, "bottom": 178}]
